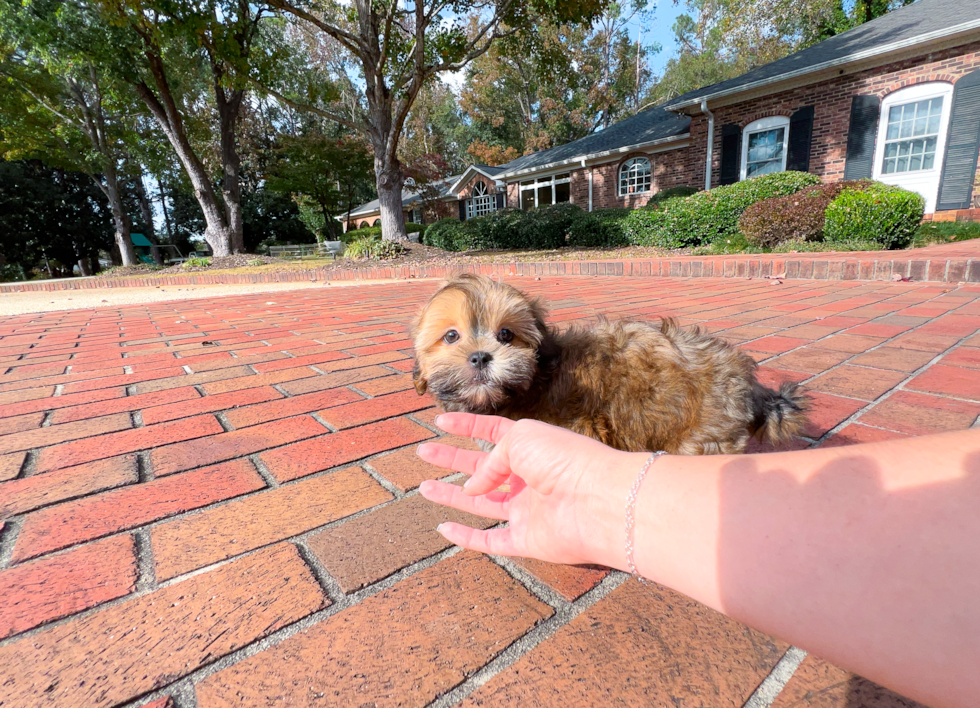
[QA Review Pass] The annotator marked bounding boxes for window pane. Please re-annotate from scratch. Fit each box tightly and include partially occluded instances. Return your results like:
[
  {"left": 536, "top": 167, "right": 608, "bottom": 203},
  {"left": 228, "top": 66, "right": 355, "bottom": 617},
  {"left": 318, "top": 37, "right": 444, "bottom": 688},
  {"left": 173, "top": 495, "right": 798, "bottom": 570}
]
[
  {"left": 520, "top": 189, "right": 534, "bottom": 210},
  {"left": 555, "top": 173, "right": 570, "bottom": 182},
  {"left": 555, "top": 182, "right": 570, "bottom": 203},
  {"left": 537, "top": 185, "right": 553, "bottom": 206},
  {"left": 881, "top": 96, "right": 944, "bottom": 174}
]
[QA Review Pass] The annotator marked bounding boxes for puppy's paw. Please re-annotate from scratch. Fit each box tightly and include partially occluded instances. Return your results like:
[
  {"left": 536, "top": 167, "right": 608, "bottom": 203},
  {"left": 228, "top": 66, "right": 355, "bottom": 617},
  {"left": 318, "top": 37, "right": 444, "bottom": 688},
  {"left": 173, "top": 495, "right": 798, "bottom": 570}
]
[{"left": 476, "top": 438, "right": 495, "bottom": 453}]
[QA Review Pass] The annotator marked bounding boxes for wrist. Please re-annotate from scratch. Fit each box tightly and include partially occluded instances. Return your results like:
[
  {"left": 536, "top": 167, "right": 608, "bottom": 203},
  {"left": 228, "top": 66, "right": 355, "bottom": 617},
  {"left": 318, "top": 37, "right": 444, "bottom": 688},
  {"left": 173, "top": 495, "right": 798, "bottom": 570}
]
[{"left": 583, "top": 449, "right": 653, "bottom": 572}]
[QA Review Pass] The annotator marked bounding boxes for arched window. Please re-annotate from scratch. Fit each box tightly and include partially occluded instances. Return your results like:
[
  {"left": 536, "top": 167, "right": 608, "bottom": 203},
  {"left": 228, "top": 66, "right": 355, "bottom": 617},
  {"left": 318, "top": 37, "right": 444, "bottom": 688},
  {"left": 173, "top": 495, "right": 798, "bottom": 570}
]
[
  {"left": 872, "top": 82, "right": 954, "bottom": 213},
  {"left": 466, "top": 181, "right": 497, "bottom": 219},
  {"left": 372, "top": 218, "right": 381, "bottom": 227},
  {"left": 619, "top": 157, "right": 651, "bottom": 196},
  {"left": 740, "top": 116, "right": 790, "bottom": 180}
]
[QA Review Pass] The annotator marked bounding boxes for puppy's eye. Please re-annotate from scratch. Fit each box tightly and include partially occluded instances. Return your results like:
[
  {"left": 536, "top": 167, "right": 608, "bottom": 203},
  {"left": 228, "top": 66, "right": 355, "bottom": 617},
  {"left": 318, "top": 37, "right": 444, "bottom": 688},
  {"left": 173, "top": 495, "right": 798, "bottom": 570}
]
[
  {"left": 497, "top": 328, "right": 514, "bottom": 344},
  {"left": 443, "top": 330, "right": 459, "bottom": 344}
]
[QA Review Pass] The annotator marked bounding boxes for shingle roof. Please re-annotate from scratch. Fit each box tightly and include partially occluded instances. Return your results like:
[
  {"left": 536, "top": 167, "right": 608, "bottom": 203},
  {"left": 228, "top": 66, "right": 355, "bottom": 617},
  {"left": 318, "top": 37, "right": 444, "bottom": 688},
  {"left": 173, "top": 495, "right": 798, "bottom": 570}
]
[
  {"left": 345, "top": 175, "right": 460, "bottom": 217},
  {"left": 494, "top": 106, "right": 691, "bottom": 178},
  {"left": 665, "top": 0, "right": 980, "bottom": 110}
]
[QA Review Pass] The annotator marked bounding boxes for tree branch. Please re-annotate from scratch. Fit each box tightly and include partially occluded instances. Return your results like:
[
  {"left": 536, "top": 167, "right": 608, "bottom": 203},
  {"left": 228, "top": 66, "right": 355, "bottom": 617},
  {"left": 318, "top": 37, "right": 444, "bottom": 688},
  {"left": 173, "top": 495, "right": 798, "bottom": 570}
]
[
  {"left": 266, "top": 0, "right": 364, "bottom": 57},
  {"left": 247, "top": 76, "right": 361, "bottom": 131}
]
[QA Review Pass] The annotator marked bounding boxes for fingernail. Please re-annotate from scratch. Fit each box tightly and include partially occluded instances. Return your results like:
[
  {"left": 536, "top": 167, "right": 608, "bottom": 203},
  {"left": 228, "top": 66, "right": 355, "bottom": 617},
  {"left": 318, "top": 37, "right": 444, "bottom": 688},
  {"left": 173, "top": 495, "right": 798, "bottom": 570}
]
[
  {"left": 436, "top": 523, "right": 446, "bottom": 533},
  {"left": 462, "top": 477, "right": 473, "bottom": 490},
  {"left": 416, "top": 443, "right": 429, "bottom": 457},
  {"left": 434, "top": 414, "right": 444, "bottom": 428}
]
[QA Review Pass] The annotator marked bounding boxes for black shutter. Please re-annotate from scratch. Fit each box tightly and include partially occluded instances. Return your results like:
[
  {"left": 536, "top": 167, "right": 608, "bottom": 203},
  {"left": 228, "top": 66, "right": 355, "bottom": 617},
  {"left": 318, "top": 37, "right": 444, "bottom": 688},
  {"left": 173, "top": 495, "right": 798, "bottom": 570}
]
[
  {"left": 843, "top": 95, "right": 881, "bottom": 180},
  {"left": 458, "top": 199, "right": 466, "bottom": 221},
  {"left": 719, "top": 123, "right": 741, "bottom": 185},
  {"left": 496, "top": 192, "right": 505, "bottom": 210},
  {"left": 938, "top": 69, "right": 980, "bottom": 211},
  {"left": 786, "top": 106, "right": 815, "bottom": 173}
]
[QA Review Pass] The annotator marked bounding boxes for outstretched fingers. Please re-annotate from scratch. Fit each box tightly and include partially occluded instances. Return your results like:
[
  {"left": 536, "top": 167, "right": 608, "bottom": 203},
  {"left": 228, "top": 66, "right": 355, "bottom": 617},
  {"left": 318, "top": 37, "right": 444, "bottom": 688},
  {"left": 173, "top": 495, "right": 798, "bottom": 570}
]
[
  {"left": 436, "top": 523, "right": 520, "bottom": 557},
  {"left": 418, "top": 480, "right": 512, "bottom": 520},
  {"left": 417, "top": 442, "right": 485, "bottom": 474},
  {"left": 434, "top": 412, "right": 514, "bottom": 444}
]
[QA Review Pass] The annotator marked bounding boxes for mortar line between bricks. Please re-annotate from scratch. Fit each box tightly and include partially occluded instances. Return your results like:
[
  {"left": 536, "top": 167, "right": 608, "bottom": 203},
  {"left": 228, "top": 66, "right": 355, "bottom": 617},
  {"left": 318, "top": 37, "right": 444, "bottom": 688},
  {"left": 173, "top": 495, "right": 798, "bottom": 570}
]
[
  {"left": 0, "top": 517, "right": 22, "bottom": 570},
  {"left": 489, "top": 552, "right": 571, "bottom": 610},
  {"left": 115, "top": 546, "right": 467, "bottom": 708},
  {"left": 132, "top": 528, "right": 158, "bottom": 593},
  {"left": 810, "top": 329, "right": 980, "bottom": 446},
  {"left": 742, "top": 646, "right": 809, "bottom": 708},
  {"left": 247, "top": 454, "right": 279, "bottom": 489},
  {"left": 424, "top": 571, "right": 630, "bottom": 708}
]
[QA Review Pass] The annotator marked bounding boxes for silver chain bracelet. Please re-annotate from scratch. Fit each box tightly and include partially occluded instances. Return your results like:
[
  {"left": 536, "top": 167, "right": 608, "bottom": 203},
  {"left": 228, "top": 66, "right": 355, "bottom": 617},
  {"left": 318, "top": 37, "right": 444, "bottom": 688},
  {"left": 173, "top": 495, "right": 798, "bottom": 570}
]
[{"left": 625, "top": 450, "right": 666, "bottom": 582}]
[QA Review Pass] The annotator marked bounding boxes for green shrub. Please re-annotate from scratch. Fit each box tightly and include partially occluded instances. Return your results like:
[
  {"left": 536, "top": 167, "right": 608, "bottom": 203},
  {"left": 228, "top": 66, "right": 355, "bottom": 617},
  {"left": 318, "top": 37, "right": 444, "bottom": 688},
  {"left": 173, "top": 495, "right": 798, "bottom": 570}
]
[
  {"left": 567, "top": 208, "right": 632, "bottom": 247},
  {"left": 739, "top": 180, "right": 873, "bottom": 248},
  {"left": 467, "top": 208, "right": 525, "bottom": 249},
  {"left": 343, "top": 234, "right": 406, "bottom": 260},
  {"left": 423, "top": 218, "right": 476, "bottom": 251},
  {"left": 824, "top": 182, "right": 925, "bottom": 249},
  {"left": 641, "top": 185, "right": 699, "bottom": 210},
  {"left": 183, "top": 257, "right": 211, "bottom": 268},
  {"left": 625, "top": 171, "right": 822, "bottom": 248},
  {"left": 343, "top": 222, "right": 424, "bottom": 243},
  {"left": 516, "top": 202, "right": 586, "bottom": 249}
]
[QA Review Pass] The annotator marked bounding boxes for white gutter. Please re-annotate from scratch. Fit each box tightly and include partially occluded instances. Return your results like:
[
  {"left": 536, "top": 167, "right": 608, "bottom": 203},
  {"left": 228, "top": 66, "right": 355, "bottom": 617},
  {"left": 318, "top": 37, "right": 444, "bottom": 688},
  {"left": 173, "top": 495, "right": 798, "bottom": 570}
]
[
  {"left": 582, "top": 158, "right": 592, "bottom": 212},
  {"left": 701, "top": 99, "right": 715, "bottom": 192},
  {"left": 666, "top": 19, "right": 980, "bottom": 112},
  {"left": 496, "top": 132, "right": 690, "bottom": 181}
]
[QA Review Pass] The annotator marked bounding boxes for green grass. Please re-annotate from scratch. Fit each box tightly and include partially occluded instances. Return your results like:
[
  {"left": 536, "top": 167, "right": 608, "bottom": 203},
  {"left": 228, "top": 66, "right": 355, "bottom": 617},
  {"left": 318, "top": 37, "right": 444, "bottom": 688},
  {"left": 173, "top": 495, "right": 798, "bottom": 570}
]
[{"left": 914, "top": 221, "right": 980, "bottom": 247}]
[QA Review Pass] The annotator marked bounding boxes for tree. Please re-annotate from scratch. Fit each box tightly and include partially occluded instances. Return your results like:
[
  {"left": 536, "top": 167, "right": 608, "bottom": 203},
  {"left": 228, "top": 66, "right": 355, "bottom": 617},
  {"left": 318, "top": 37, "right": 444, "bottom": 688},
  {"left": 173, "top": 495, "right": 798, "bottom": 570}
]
[
  {"left": 265, "top": 129, "right": 375, "bottom": 240},
  {"left": 0, "top": 9, "right": 141, "bottom": 264},
  {"left": 6, "top": 0, "right": 281, "bottom": 256},
  {"left": 460, "top": 4, "right": 657, "bottom": 158},
  {"left": 0, "top": 161, "right": 113, "bottom": 279},
  {"left": 259, "top": 0, "right": 609, "bottom": 242}
]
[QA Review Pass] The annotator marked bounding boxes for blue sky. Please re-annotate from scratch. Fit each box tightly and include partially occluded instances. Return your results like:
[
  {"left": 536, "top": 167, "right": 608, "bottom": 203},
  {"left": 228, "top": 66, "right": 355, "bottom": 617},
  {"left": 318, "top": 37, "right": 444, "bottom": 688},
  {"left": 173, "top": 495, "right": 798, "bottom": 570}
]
[{"left": 625, "top": 1, "right": 689, "bottom": 77}]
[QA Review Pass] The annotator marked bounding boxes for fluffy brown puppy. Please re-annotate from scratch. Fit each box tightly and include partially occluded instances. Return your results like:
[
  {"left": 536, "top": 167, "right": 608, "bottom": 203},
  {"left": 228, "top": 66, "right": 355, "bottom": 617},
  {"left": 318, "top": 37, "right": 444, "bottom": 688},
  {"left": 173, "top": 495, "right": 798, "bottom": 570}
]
[{"left": 411, "top": 274, "right": 807, "bottom": 455}]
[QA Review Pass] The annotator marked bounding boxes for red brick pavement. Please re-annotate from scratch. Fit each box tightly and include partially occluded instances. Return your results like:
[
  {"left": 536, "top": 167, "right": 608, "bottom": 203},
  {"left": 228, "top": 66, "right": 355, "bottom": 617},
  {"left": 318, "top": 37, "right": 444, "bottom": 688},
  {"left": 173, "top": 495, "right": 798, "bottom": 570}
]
[{"left": 2, "top": 275, "right": 968, "bottom": 707}]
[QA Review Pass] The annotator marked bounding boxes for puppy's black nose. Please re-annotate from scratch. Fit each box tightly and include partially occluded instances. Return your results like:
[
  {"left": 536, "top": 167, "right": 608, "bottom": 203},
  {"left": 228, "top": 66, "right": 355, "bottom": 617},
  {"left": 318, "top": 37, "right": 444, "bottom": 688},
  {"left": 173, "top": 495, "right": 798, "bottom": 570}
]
[{"left": 469, "top": 351, "right": 493, "bottom": 370}]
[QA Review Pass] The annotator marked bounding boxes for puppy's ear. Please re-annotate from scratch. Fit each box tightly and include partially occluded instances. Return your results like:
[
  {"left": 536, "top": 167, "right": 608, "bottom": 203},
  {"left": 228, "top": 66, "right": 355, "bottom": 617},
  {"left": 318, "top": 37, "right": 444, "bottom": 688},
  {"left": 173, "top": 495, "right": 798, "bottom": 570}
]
[{"left": 412, "top": 360, "right": 428, "bottom": 395}]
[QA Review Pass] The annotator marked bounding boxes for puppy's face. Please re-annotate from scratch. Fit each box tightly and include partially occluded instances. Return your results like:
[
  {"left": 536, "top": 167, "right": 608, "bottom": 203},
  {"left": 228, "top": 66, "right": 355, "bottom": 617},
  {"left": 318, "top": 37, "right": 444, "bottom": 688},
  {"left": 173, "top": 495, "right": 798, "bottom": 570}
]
[{"left": 412, "top": 275, "right": 547, "bottom": 413}]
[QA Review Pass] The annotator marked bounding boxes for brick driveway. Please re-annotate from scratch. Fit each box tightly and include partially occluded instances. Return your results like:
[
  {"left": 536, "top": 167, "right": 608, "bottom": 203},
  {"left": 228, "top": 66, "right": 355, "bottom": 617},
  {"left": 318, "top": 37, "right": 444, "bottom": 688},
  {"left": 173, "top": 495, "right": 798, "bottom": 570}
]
[{"left": 1, "top": 275, "right": 971, "bottom": 707}]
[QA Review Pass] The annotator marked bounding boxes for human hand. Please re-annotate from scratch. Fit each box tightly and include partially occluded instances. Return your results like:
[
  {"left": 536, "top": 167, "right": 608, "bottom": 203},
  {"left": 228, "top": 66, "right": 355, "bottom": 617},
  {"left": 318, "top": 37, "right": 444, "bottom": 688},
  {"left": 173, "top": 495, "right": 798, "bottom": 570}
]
[{"left": 417, "top": 412, "right": 647, "bottom": 569}]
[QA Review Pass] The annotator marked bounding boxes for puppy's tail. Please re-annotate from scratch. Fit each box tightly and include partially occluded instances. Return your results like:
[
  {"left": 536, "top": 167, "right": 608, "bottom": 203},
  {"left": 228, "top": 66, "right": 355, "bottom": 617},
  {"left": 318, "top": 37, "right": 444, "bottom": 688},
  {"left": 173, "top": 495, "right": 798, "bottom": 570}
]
[{"left": 750, "top": 381, "right": 809, "bottom": 445}]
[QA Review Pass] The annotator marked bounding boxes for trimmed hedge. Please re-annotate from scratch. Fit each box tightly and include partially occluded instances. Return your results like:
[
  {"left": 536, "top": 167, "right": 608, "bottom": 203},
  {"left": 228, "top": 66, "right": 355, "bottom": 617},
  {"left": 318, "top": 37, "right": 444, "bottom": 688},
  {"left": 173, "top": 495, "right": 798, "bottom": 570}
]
[
  {"left": 567, "top": 208, "right": 632, "bottom": 247},
  {"left": 824, "top": 182, "right": 924, "bottom": 249},
  {"left": 625, "top": 171, "right": 822, "bottom": 248},
  {"left": 344, "top": 222, "right": 424, "bottom": 243},
  {"left": 343, "top": 234, "right": 406, "bottom": 259},
  {"left": 423, "top": 218, "right": 475, "bottom": 251},
  {"left": 739, "top": 180, "right": 873, "bottom": 248}
]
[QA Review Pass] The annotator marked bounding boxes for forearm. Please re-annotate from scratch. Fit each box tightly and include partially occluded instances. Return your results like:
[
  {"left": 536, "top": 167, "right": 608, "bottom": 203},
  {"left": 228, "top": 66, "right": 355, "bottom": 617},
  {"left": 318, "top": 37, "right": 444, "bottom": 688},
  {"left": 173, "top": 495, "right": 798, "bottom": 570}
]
[{"left": 602, "top": 430, "right": 980, "bottom": 708}]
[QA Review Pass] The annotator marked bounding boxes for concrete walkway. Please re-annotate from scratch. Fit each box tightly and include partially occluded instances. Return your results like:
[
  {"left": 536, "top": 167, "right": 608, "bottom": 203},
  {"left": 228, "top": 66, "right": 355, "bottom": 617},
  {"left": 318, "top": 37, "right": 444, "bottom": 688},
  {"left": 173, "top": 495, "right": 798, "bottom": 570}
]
[{"left": 1, "top": 275, "right": 968, "bottom": 707}]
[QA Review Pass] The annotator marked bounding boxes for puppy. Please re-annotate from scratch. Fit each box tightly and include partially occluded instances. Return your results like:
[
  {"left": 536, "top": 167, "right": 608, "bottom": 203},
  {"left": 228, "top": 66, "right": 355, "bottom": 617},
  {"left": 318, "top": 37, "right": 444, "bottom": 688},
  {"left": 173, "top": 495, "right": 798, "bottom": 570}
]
[{"left": 411, "top": 274, "right": 807, "bottom": 455}]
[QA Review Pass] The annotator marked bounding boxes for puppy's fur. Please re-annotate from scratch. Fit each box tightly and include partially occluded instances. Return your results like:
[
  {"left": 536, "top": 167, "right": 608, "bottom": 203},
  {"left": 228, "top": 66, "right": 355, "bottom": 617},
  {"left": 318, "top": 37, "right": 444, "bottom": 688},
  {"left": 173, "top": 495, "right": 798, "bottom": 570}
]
[{"left": 411, "top": 274, "right": 806, "bottom": 455}]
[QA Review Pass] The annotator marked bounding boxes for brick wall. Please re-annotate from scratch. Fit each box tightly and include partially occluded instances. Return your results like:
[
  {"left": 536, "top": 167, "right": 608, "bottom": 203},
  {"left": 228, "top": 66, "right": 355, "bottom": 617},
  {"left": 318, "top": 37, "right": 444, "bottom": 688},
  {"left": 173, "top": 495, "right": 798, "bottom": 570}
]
[{"left": 685, "top": 42, "right": 980, "bottom": 210}]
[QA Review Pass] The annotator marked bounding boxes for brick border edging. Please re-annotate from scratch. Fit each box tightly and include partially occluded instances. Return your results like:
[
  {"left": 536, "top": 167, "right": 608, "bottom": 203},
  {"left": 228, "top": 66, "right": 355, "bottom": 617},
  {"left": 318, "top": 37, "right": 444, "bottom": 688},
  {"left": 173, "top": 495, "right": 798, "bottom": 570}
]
[{"left": 3, "top": 253, "right": 978, "bottom": 292}]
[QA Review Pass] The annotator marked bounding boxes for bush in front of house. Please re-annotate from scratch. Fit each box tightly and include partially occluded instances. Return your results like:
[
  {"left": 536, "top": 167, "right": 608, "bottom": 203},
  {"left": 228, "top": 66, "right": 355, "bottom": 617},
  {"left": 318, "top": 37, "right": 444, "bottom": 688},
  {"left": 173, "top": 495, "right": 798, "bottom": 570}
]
[
  {"left": 515, "top": 202, "right": 586, "bottom": 249},
  {"left": 739, "top": 180, "right": 874, "bottom": 248},
  {"left": 343, "top": 222, "right": 425, "bottom": 243},
  {"left": 344, "top": 233, "right": 406, "bottom": 260},
  {"left": 641, "top": 185, "right": 699, "bottom": 210},
  {"left": 423, "top": 218, "right": 475, "bottom": 251},
  {"left": 824, "top": 182, "right": 925, "bottom": 249},
  {"left": 626, "top": 171, "right": 823, "bottom": 249},
  {"left": 567, "top": 208, "right": 632, "bottom": 247}
]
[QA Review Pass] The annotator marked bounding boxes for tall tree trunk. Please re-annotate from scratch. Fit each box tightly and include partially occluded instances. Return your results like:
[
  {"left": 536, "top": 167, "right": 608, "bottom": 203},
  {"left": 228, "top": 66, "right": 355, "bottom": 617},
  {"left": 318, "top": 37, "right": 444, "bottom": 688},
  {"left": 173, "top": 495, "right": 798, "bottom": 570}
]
[
  {"left": 102, "top": 165, "right": 137, "bottom": 266},
  {"left": 217, "top": 92, "right": 245, "bottom": 254},
  {"left": 375, "top": 158, "right": 408, "bottom": 242},
  {"left": 133, "top": 52, "right": 237, "bottom": 257},
  {"left": 158, "top": 174, "right": 174, "bottom": 242}
]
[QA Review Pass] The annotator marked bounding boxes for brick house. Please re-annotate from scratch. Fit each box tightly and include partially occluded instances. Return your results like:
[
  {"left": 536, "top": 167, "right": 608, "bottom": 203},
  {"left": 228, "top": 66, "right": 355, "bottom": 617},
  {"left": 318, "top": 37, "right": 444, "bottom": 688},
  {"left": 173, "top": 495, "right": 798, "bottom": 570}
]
[{"left": 349, "top": 0, "right": 980, "bottom": 226}]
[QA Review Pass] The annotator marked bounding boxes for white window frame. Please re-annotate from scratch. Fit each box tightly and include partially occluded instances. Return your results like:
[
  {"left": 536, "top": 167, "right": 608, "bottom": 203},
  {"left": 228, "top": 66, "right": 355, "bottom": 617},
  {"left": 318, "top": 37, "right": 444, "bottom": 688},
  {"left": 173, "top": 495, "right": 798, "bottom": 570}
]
[
  {"left": 740, "top": 116, "right": 790, "bottom": 181},
  {"left": 466, "top": 181, "right": 496, "bottom": 219},
  {"left": 518, "top": 173, "right": 571, "bottom": 209},
  {"left": 618, "top": 157, "right": 652, "bottom": 196},
  {"left": 872, "top": 82, "right": 954, "bottom": 214}
]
